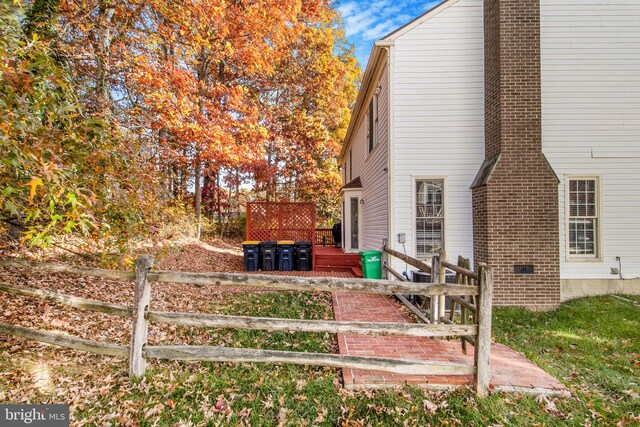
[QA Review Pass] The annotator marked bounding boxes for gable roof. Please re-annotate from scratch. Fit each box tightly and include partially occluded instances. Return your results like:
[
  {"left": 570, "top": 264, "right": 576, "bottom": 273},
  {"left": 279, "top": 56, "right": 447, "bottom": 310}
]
[
  {"left": 341, "top": 176, "right": 362, "bottom": 191},
  {"left": 338, "top": 0, "right": 458, "bottom": 163},
  {"left": 381, "top": 0, "right": 456, "bottom": 41}
]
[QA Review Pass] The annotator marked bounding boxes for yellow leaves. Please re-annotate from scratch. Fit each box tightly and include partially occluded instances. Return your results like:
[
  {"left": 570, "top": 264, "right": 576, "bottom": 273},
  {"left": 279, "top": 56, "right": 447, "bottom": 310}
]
[
  {"left": 26, "top": 177, "right": 43, "bottom": 202},
  {"left": 224, "top": 41, "right": 234, "bottom": 56}
]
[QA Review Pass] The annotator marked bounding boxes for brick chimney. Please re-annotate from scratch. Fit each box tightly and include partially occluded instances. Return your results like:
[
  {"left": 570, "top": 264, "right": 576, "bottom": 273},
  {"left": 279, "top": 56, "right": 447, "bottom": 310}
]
[{"left": 471, "top": 0, "right": 561, "bottom": 309}]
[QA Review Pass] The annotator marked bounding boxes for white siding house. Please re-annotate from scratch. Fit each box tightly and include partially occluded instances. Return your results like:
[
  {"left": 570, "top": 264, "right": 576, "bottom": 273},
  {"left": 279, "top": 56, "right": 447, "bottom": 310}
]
[
  {"left": 390, "top": 0, "right": 484, "bottom": 275},
  {"left": 339, "top": 0, "right": 640, "bottom": 301},
  {"left": 540, "top": 0, "right": 640, "bottom": 297},
  {"left": 340, "top": 51, "right": 389, "bottom": 253}
]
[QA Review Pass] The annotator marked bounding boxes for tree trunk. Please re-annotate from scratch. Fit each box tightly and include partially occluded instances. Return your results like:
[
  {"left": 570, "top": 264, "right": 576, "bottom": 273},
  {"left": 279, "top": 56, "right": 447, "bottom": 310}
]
[
  {"left": 94, "top": 1, "right": 115, "bottom": 113},
  {"left": 194, "top": 150, "right": 202, "bottom": 240}
]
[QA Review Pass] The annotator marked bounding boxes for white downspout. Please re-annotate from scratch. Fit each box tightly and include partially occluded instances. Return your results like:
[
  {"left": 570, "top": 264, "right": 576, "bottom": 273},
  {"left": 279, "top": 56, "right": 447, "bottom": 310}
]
[{"left": 376, "top": 41, "right": 395, "bottom": 272}]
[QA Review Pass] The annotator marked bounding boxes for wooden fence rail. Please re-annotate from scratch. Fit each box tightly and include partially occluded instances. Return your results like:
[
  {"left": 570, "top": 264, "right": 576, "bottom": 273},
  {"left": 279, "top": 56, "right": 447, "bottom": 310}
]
[
  {"left": 0, "top": 281, "right": 475, "bottom": 338},
  {"left": 0, "top": 282, "right": 132, "bottom": 317},
  {"left": 147, "top": 311, "right": 477, "bottom": 337},
  {"left": 0, "top": 258, "right": 478, "bottom": 296},
  {"left": 0, "top": 322, "right": 129, "bottom": 358},
  {"left": 0, "top": 255, "right": 492, "bottom": 396},
  {"left": 382, "top": 246, "right": 493, "bottom": 396},
  {"left": 144, "top": 345, "right": 475, "bottom": 376}
]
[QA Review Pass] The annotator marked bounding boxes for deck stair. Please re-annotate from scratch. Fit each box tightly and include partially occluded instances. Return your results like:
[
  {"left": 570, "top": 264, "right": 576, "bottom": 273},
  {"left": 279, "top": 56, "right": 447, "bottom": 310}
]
[{"left": 314, "top": 247, "right": 362, "bottom": 277}]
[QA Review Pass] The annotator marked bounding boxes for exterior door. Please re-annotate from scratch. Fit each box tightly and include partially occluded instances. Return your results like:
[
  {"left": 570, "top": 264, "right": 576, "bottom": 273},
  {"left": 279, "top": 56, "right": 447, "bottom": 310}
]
[
  {"left": 350, "top": 196, "right": 359, "bottom": 249},
  {"left": 343, "top": 190, "right": 361, "bottom": 253}
]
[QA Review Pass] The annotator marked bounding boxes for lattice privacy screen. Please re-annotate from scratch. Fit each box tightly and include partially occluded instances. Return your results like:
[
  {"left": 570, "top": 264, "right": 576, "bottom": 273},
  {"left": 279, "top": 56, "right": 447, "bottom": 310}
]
[{"left": 246, "top": 202, "right": 316, "bottom": 242}]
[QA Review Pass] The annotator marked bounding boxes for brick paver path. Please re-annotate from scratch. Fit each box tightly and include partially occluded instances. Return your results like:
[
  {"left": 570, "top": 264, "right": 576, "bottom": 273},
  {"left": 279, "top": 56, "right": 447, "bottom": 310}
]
[{"left": 333, "top": 292, "right": 567, "bottom": 392}]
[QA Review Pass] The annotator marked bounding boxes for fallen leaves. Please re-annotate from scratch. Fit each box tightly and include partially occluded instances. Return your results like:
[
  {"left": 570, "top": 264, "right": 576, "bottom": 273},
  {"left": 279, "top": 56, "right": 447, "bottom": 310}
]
[
  {"left": 536, "top": 394, "right": 565, "bottom": 419},
  {"left": 423, "top": 398, "right": 438, "bottom": 414}
]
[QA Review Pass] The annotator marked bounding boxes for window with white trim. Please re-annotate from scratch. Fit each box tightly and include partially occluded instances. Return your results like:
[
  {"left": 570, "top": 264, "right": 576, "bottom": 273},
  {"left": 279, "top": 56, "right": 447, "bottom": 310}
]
[
  {"left": 367, "top": 88, "right": 379, "bottom": 154},
  {"left": 416, "top": 180, "right": 444, "bottom": 258},
  {"left": 568, "top": 178, "right": 599, "bottom": 257}
]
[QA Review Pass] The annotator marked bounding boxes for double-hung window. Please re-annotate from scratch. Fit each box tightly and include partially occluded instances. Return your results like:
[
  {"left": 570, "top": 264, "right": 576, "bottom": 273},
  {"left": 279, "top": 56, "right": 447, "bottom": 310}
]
[
  {"left": 567, "top": 177, "right": 599, "bottom": 258},
  {"left": 416, "top": 180, "right": 444, "bottom": 258},
  {"left": 367, "top": 89, "right": 379, "bottom": 154}
]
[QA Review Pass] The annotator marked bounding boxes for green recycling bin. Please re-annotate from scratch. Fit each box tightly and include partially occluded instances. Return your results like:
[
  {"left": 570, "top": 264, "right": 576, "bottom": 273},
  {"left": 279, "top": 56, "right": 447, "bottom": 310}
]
[{"left": 359, "top": 250, "right": 382, "bottom": 279}]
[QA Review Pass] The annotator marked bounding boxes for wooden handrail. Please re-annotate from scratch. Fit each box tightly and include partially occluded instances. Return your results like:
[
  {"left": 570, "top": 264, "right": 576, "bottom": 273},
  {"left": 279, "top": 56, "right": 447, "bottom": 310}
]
[
  {"left": 439, "top": 318, "right": 476, "bottom": 346},
  {"left": 449, "top": 295, "right": 477, "bottom": 313},
  {"left": 383, "top": 246, "right": 432, "bottom": 273},
  {"left": 441, "top": 260, "right": 478, "bottom": 280}
]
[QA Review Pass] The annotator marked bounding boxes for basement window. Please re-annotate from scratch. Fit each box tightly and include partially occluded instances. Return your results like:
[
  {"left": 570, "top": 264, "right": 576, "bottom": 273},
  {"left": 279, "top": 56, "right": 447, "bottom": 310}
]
[{"left": 567, "top": 177, "right": 599, "bottom": 258}]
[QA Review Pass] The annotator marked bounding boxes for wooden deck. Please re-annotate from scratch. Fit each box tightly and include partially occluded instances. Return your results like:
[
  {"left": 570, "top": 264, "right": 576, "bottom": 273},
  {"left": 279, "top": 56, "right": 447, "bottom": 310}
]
[{"left": 314, "top": 246, "right": 362, "bottom": 277}]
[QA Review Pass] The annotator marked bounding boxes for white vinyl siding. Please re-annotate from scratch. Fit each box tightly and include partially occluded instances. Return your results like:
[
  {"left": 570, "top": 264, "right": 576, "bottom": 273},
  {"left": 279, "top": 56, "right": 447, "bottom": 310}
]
[
  {"left": 541, "top": 0, "right": 640, "bottom": 279},
  {"left": 343, "top": 65, "right": 389, "bottom": 251},
  {"left": 390, "top": 0, "right": 484, "bottom": 270}
]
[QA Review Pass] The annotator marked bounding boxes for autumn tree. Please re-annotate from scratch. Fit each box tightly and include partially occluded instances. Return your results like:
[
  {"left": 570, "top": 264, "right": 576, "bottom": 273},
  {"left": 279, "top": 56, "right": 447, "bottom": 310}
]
[
  {"left": 255, "top": 2, "right": 359, "bottom": 221},
  {"left": 1, "top": 0, "right": 359, "bottom": 248},
  {"left": 0, "top": 1, "right": 158, "bottom": 251}
]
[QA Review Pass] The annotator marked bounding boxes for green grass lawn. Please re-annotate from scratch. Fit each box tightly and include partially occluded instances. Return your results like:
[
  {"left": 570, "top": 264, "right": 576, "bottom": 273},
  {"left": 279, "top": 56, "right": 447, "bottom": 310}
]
[{"left": 1, "top": 293, "right": 638, "bottom": 426}]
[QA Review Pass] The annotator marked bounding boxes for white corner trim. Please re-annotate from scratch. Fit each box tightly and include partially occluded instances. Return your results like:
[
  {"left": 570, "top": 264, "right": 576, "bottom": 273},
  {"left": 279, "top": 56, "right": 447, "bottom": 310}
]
[{"left": 386, "top": 45, "right": 395, "bottom": 255}]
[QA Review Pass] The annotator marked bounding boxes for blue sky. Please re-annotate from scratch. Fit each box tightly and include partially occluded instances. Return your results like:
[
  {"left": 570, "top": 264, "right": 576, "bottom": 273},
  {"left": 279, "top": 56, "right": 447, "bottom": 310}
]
[{"left": 337, "top": 0, "right": 444, "bottom": 68}]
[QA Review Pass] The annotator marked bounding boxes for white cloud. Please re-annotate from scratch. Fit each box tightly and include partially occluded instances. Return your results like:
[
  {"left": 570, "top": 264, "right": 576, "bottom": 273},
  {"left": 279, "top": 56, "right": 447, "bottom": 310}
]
[
  {"left": 361, "top": 21, "right": 398, "bottom": 40},
  {"left": 339, "top": 0, "right": 406, "bottom": 37},
  {"left": 338, "top": 0, "right": 445, "bottom": 67},
  {"left": 423, "top": 0, "right": 443, "bottom": 12},
  {"left": 337, "top": 2, "right": 358, "bottom": 18},
  {"left": 344, "top": 12, "right": 379, "bottom": 37}
]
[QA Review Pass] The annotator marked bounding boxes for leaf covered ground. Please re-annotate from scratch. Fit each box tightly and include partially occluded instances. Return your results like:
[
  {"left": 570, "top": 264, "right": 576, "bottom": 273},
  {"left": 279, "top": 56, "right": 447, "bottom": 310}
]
[{"left": 1, "top": 240, "right": 639, "bottom": 426}]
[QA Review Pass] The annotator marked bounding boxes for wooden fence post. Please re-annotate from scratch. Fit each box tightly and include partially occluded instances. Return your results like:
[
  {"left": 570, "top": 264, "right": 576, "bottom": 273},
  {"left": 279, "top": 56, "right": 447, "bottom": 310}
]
[
  {"left": 381, "top": 239, "right": 388, "bottom": 280},
  {"left": 130, "top": 254, "right": 154, "bottom": 378},
  {"left": 437, "top": 249, "right": 446, "bottom": 321},
  {"left": 430, "top": 255, "right": 439, "bottom": 324},
  {"left": 474, "top": 265, "right": 493, "bottom": 397}
]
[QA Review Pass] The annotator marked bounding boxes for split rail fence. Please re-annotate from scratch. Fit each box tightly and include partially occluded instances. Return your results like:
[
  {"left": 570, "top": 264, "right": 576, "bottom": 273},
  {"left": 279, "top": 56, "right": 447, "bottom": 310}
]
[
  {"left": 0, "top": 255, "right": 493, "bottom": 396},
  {"left": 382, "top": 245, "right": 490, "bottom": 356}
]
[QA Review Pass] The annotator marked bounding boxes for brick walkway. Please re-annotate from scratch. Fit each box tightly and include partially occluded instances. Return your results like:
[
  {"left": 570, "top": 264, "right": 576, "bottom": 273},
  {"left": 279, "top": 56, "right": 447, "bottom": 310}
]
[
  {"left": 239, "top": 269, "right": 565, "bottom": 393},
  {"left": 333, "top": 292, "right": 567, "bottom": 393}
]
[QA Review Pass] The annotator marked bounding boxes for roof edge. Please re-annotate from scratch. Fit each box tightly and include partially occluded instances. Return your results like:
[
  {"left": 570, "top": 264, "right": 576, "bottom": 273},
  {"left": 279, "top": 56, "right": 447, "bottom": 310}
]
[
  {"left": 339, "top": 0, "right": 459, "bottom": 164},
  {"left": 382, "top": 0, "right": 458, "bottom": 41},
  {"left": 338, "top": 43, "right": 390, "bottom": 163}
]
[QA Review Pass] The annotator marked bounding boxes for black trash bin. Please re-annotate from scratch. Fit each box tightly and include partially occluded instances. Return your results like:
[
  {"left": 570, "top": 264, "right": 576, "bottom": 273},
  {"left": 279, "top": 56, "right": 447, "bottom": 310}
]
[
  {"left": 260, "top": 241, "right": 277, "bottom": 271},
  {"left": 294, "top": 241, "right": 313, "bottom": 271},
  {"left": 277, "top": 240, "right": 295, "bottom": 271},
  {"left": 242, "top": 241, "right": 261, "bottom": 272},
  {"left": 331, "top": 223, "right": 342, "bottom": 246}
]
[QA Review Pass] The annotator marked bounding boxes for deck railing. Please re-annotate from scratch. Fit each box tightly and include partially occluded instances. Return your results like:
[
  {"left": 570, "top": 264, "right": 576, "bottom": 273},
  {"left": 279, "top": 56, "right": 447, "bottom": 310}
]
[
  {"left": 0, "top": 255, "right": 492, "bottom": 396},
  {"left": 314, "top": 228, "right": 335, "bottom": 246}
]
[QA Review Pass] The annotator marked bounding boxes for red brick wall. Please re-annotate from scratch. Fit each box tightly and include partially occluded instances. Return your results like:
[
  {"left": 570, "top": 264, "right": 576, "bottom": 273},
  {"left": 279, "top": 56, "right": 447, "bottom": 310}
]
[{"left": 472, "top": 0, "right": 561, "bottom": 309}]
